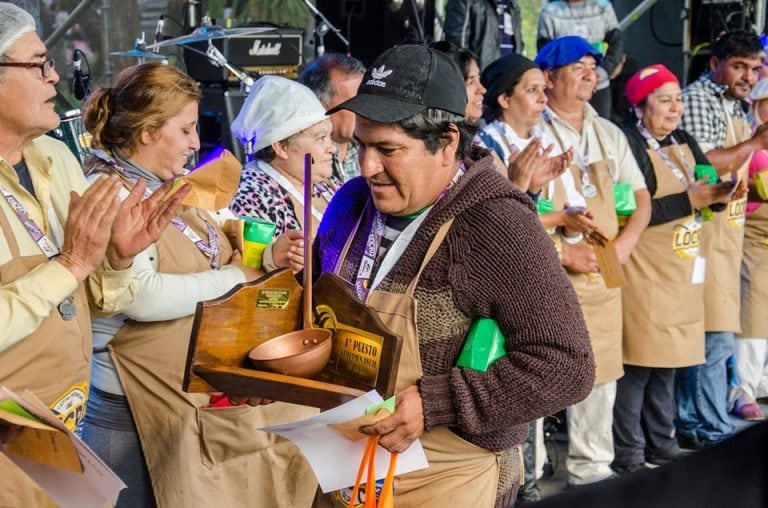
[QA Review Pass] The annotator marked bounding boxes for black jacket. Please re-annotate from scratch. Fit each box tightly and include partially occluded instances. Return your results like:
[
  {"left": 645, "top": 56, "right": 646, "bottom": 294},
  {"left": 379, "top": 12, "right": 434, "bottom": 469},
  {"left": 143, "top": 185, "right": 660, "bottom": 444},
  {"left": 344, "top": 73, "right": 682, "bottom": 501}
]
[{"left": 444, "top": 0, "right": 523, "bottom": 70}]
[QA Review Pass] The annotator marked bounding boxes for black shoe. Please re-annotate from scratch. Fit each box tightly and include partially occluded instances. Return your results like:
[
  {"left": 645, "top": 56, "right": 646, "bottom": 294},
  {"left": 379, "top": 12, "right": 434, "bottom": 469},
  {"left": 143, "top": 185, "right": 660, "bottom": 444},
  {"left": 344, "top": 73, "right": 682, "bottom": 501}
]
[
  {"left": 646, "top": 450, "right": 682, "bottom": 466},
  {"left": 515, "top": 486, "right": 541, "bottom": 504},
  {"left": 612, "top": 463, "right": 649, "bottom": 476},
  {"left": 676, "top": 433, "right": 704, "bottom": 450}
]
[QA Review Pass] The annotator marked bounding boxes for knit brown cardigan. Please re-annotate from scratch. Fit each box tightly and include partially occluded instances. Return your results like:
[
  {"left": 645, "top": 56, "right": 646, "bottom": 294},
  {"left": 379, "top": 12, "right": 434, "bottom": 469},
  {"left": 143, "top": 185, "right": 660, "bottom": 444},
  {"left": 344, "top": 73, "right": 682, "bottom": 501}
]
[{"left": 315, "top": 147, "right": 595, "bottom": 452}]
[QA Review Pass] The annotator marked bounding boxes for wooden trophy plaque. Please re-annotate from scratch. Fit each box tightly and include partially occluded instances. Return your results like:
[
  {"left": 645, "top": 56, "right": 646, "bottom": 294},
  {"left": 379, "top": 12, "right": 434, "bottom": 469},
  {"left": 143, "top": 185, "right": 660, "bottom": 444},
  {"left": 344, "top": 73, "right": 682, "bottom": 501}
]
[{"left": 183, "top": 270, "right": 402, "bottom": 410}]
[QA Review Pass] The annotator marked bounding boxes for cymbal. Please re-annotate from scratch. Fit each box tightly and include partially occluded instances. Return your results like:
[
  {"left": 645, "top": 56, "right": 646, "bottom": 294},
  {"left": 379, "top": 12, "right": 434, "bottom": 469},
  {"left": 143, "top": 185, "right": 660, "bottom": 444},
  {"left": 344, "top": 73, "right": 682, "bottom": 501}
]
[
  {"left": 111, "top": 48, "right": 169, "bottom": 59},
  {"left": 146, "top": 26, "right": 275, "bottom": 50}
]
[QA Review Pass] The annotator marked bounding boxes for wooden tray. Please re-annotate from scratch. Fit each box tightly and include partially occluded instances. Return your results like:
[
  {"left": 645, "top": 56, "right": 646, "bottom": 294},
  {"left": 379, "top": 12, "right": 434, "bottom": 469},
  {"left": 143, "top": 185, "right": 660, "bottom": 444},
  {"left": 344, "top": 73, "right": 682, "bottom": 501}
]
[{"left": 183, "top": 270, "right": 402, "bottom": 410}]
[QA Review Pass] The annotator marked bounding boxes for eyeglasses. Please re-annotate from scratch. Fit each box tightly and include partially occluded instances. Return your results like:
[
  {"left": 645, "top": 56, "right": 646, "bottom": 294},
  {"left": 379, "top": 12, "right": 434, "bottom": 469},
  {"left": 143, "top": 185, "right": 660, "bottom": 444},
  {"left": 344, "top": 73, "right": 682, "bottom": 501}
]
[{"left": 0, "top": 59, "right": 56, "bottom": 78}]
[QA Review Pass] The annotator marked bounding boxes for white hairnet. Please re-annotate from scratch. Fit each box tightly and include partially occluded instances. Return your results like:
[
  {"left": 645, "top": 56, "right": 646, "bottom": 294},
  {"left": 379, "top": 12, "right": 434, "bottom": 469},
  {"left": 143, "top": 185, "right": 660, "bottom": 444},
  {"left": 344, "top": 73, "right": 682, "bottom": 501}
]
[
  {"left": 0, "top": 2, "right": 36, "bottom": 57},
  {"left": 232, "top": 76, "right": 328, "bottom": 152}
]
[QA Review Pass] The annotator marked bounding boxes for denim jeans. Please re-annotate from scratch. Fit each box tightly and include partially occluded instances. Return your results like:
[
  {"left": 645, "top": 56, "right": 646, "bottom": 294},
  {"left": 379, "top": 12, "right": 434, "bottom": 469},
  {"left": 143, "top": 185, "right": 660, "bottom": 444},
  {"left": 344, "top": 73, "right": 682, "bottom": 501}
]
[
  {"left": 675, "top": 331, "right": 736, "bottom": 443},
  {"left": 82, "top": 387, "right": 156, "bottom": 508}
]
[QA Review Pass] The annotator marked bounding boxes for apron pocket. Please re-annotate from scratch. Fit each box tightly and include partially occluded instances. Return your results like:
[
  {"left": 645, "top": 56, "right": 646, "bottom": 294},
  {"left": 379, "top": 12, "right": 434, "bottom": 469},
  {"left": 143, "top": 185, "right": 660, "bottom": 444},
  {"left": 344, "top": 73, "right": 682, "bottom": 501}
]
[
  {"left": 650, "top": 281, "right": 700, "bottom": 326},
  {"left": 197, "top": 405, "right": 283, "bottom": 469}
]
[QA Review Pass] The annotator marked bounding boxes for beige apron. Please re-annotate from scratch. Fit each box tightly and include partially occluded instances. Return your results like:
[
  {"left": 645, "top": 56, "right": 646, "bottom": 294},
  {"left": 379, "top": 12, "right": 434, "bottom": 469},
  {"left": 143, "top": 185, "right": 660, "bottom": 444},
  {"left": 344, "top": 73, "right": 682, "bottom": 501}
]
[
  {"left": 622, "top": 142, "right": 705, "bottom": 367},
  {"left": 319, "top": 219, "right": 506, "bottom": 508},
  {"left": 701, "top": 116, "right": 750, "bottom": 332},
  {"left": 0, "top": 203, "right": 91, "bottom": 507},
  {"left": 109, "top": 205, "right": 316, "bottom": 507},
  {"left": 547, "top": 131, "right": 623, "bottom": 384},
  {"left": 739, "top": 200, "right": 768, "bottom": 337}
]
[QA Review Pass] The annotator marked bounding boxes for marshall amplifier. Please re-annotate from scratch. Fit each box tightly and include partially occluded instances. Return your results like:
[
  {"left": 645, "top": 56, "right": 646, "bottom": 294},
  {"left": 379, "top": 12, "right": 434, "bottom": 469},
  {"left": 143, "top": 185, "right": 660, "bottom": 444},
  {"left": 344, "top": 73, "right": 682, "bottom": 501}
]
[{"left": 185, "top": 27, "right": 303, "bottom": 84}]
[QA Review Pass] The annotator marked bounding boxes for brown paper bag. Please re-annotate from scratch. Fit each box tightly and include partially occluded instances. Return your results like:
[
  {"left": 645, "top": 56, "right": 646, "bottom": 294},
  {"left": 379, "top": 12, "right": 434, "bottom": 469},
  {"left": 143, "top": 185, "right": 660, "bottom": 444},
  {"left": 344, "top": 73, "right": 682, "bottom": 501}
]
[{"left": 173, "top": 148, "right": 243, "bottom": 211}]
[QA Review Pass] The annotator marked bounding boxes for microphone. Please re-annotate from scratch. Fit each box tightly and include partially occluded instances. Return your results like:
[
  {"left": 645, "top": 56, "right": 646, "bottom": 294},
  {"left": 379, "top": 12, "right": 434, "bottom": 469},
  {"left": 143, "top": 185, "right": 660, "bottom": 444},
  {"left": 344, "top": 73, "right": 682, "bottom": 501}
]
[
  {"left": 153, "top": 15, "right": 165, "bottom": 48},
  {"left": 72, "top": 51, "right": 90, "bottom": 101}
]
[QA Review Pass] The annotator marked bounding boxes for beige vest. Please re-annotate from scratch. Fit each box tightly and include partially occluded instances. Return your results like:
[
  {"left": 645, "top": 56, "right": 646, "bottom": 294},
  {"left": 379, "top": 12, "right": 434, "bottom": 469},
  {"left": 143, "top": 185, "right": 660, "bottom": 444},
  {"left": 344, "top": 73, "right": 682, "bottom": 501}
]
[
  {"left": 0, "top": 203, "right": 91, "bottom": 507},
  {"left": 701, "top": 117, "right": 750, "bottom": 332},
  {"left": 739, "top": 199, "right": 768, "bottom": 338},
  {"left": 622, "top": 141, "right": 705, "bottom": 367},
  {"left": 546, "top": 131, "right": 623, "bottom": 384},
  {"left": 318, "top": 219, "right": 514, "bottom": 508},
  {"left": 109, "top": 205, "right": 317, "bottom": 507}
]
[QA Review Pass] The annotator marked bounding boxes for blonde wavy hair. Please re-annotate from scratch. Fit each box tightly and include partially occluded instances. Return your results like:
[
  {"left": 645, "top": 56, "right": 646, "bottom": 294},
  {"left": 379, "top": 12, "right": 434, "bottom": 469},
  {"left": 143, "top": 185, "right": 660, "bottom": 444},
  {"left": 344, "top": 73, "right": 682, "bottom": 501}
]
[{"left": 83, "top": 63, "right": 201, "bottom": 155}]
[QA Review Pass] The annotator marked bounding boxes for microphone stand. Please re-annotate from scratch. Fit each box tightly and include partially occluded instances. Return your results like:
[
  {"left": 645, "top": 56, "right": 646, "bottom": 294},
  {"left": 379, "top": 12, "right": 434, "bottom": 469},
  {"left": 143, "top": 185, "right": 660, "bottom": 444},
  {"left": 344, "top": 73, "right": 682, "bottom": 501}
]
[
  {"left": 300, "top": 0, "right": 350, "bottom": 56},
  {"left": 204, "top": 41, "right": 255, "bottom": 93}
]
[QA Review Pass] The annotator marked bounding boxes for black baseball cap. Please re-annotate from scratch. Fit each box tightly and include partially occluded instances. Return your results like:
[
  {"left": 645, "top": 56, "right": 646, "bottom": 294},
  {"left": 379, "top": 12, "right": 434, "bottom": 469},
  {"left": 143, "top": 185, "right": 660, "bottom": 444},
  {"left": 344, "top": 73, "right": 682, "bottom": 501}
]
[{"left": 327, "top": 44, "right": 467, "bottom": 123}]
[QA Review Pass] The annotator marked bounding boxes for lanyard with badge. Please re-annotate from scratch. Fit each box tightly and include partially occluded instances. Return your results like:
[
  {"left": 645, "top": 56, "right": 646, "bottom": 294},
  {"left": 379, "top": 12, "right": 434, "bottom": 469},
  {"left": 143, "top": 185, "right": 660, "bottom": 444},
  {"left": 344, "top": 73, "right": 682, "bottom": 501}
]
[
  {"left": 0, "top": 182, "right": 80, "bottom": 320},
  {"left": 543, "top": 110, "right": 600, "bottom": 199},
  {"left": 637, "top": 123, "right": 695, "bottom": 189},
  {"left": 353, "top": 164, "right": 465, "bottom": 302},
  {"left": 544, "top": 110, "right": 636, "bottom": 219},
  {"left": 94, "top": 152, "right": 221, "bottom": 269},
  {"left": 572, "top": 137, "right": 599, "bottom": 198}
]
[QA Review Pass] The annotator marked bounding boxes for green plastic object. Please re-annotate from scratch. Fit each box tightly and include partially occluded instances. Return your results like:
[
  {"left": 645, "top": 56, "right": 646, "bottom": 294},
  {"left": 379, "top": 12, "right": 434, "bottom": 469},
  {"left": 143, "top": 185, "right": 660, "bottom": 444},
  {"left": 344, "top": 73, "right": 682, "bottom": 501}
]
[
  {"left": 366, "top": 396, "right": 396, "bottom": 415},
  {"left": 693, "top": 165, "right": 717, "bottom": 221},
  {"left": 694, "top": 164, "right": 718, "bottom": 185},
  {"left": 591, "top": 41, "right": 608, "bottom": 55},
  {"left": 536, "top": 197, "right": 554, "bottom": 215},
  {"left": 0, "top": 398, "right": 37, "bottom": 420},
  {"left": 241, "top": 217, "right": 276, "bottom": 269},
  {"left": 613, "top": 182, "right": 636, "bottom": 217},
  {"left": 456, "top": 318, "right": 507, "bottom": 372}
]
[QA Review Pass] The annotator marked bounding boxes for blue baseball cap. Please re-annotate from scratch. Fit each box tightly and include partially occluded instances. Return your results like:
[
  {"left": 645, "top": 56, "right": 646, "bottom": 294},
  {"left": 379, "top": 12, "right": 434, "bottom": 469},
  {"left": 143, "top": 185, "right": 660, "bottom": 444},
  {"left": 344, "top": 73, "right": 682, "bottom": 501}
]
[{"left": 534, "top": 36, "right": 603, "bottom": 70}]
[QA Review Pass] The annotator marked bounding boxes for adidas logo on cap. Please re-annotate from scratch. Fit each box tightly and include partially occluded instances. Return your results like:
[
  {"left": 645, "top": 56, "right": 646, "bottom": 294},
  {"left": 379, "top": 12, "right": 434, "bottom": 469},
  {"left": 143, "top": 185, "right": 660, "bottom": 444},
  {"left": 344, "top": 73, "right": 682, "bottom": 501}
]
[{"left": 366, "top": 65, "right": 393, "bottom": 88}]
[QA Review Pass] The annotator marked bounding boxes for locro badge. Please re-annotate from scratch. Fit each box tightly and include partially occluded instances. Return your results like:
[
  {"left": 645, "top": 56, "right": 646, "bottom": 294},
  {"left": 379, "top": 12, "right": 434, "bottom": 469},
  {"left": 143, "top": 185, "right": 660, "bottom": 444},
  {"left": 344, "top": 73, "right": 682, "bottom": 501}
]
[{"left": 50, "top": 381, "right": 89, "bottom": 431}]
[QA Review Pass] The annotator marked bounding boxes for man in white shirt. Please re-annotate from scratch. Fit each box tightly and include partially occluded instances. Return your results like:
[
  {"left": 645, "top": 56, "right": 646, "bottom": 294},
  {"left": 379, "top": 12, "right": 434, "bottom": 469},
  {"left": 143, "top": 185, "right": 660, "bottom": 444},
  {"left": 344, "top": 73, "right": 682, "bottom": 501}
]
[
  {"left": 536, "top": 35, "right": 651, "bottom": 485},
  {"left": 0, "top": 3, "right": 185, "bottom": 504}
]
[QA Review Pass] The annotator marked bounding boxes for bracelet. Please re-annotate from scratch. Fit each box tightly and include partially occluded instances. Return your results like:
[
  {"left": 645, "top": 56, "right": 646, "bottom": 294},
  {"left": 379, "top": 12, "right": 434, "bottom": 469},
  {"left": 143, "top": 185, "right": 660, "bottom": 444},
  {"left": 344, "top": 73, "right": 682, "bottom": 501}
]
[
  {"left": 562, "top": 232, "right": 584, "bottom": 245},
  {"left": 551, "top": 236, "right": 563, "bottom": 260}
]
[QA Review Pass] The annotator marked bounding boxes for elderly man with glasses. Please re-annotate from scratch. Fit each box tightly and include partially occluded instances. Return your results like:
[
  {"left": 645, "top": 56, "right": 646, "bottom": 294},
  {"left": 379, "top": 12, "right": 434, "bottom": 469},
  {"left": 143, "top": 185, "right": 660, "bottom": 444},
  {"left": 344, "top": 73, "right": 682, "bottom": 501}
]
[{"left": 0, "top": 3, "right": 186, "bottom": 505}]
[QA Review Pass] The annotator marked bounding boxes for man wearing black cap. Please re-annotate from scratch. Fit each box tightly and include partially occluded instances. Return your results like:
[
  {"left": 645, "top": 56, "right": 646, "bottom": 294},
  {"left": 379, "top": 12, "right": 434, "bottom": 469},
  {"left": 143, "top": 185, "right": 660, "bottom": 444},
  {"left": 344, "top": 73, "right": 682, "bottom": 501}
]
[
  {"left": 535, "top": 36, "right": 651, "bottom": 484},
  {"left": 313, "top": 44, "right": 595, "bottom": 507}
]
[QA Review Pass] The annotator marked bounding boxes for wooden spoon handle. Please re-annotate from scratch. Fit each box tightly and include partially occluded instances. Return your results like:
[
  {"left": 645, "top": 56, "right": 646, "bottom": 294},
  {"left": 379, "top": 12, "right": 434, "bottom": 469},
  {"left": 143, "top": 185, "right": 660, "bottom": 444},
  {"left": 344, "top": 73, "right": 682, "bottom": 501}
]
[{"left": 303, "top": 153, "right": 313, "bottom": 330}]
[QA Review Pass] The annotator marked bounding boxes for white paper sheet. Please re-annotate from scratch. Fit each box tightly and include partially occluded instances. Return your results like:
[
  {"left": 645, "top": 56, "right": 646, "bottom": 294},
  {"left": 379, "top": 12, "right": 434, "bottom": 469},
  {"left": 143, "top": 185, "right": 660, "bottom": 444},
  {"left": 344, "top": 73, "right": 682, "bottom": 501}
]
[
  {"left": 692, "top": 256, "right": 706, "bottom": 284},
  {"left": 0, "top": 387, "right": 125, "bottom": 507},
  {"left": 260, "top": 390, "right": 429, "bottom": 493}
]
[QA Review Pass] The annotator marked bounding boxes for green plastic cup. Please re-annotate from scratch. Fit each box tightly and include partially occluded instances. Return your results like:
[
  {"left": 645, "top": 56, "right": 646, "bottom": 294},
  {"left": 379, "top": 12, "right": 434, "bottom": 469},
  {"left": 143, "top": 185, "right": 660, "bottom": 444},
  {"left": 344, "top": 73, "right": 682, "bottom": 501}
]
[{"left": 241, "top": 218, "right": 276, "bottom": 269}]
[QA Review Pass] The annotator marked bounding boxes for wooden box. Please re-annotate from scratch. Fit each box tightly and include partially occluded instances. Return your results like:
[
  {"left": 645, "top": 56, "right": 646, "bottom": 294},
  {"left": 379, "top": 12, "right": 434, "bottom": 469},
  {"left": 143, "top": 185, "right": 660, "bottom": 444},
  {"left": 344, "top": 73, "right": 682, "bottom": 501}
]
[{"left": 183, "top": 270, "right": 402, "bottom": 410}]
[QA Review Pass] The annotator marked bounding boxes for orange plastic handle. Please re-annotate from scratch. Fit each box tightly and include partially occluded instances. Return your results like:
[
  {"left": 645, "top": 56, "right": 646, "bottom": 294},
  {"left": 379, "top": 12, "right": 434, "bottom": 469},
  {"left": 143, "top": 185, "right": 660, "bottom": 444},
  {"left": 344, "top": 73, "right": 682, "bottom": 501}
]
[{"left": 347, "top": 436, "right": 398, "bottom": 508}]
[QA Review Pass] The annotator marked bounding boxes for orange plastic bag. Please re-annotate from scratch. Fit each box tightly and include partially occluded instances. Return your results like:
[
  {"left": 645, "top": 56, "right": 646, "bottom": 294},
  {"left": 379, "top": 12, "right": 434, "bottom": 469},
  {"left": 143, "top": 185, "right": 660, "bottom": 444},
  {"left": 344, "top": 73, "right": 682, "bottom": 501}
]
[{"left": 347, "top": 435, "right": 398, "bottom": 508}]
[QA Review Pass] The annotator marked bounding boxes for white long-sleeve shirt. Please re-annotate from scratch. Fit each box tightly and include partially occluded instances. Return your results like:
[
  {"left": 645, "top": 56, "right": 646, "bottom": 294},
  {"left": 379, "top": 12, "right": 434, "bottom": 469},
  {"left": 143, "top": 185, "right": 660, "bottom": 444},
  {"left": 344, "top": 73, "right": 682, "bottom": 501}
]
[{"left": 89, "top": 186, "right": 246, "bottom": 395}]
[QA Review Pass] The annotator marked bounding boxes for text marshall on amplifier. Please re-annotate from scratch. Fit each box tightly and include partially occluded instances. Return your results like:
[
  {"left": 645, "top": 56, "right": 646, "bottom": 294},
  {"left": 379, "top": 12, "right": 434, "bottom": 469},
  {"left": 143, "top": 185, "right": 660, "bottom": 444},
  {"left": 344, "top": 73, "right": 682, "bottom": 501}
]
[{"left": 185, "top": 27, "right": 303, "bottom": 83}]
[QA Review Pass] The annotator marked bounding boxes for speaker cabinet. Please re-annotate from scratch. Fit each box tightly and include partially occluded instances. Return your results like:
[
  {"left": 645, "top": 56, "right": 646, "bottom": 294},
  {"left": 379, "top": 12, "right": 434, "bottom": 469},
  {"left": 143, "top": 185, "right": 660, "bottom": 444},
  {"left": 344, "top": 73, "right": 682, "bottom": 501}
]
[
  {"left": 185, "top": 28, "right": 303, "bottom": 84},
  {"left": 199, "top": 86, "right": 246, "bottom": 162}
]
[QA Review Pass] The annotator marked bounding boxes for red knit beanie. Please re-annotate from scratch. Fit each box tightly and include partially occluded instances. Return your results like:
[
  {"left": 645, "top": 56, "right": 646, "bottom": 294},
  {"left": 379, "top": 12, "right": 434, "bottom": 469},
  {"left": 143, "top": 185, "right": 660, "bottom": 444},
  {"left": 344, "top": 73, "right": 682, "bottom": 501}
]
[{"left": 625, "top": 64, "right": 680, "bottom": 107}]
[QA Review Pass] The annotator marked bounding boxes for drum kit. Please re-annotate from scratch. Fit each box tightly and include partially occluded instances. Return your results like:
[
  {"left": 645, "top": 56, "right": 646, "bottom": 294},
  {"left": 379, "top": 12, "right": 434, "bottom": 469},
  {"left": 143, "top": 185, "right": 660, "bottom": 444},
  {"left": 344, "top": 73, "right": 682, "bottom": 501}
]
[
  {"left": 52, "top": 20, "right": 274, "bottom": 164},
  {"left": 53, "top": 1, "right": 350, "bottom": 164}
]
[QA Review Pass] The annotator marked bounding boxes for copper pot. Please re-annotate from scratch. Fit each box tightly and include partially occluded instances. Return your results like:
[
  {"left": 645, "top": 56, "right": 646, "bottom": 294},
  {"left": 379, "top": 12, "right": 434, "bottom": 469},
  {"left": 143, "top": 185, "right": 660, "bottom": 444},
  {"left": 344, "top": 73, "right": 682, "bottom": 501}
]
[{"left": 248, "top": 328, "right": 332, "bottom": 378}]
